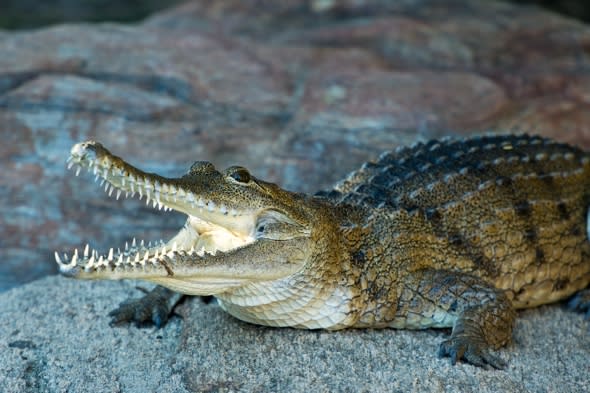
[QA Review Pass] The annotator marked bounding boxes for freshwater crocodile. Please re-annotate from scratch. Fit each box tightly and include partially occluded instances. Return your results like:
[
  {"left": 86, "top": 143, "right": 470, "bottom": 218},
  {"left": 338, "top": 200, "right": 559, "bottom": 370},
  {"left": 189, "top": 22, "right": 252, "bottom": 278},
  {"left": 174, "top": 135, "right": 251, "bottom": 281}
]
[{"left": 55, "top": 134, "right": 590, "bottom": 368}]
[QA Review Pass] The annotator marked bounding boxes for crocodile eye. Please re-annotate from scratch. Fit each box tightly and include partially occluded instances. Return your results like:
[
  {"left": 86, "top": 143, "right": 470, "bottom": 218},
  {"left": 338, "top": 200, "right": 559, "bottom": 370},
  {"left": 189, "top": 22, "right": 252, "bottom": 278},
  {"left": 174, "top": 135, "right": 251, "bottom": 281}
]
[{"left": 227, "top": 167, "right": 251, "bottom": 183}]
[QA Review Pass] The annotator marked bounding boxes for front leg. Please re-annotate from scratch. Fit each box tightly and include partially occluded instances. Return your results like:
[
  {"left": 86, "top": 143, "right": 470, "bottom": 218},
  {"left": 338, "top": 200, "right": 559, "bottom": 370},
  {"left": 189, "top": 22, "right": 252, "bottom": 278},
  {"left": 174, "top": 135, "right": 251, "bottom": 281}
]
[
  {"left": 397, "top": 269, "right": 516, "bottom": 368},
  {"left": 109, "top": 286, "right": 184, "bottom": 328}
]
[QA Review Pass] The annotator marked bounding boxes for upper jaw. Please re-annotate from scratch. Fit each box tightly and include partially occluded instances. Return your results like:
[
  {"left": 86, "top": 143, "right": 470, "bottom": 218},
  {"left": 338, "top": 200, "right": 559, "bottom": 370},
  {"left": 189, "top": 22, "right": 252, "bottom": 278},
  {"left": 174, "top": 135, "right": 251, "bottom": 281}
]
[{"left": 67, "top": 141, "right": 252, "bottom": 221}]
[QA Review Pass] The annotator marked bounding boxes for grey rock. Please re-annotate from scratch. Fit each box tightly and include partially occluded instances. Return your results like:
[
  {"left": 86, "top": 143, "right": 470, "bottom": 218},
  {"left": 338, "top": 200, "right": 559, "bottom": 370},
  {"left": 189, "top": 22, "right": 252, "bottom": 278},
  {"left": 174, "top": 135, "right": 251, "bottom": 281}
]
[{"left": 0, "top": 276, "right": 588, "bottom": 392}]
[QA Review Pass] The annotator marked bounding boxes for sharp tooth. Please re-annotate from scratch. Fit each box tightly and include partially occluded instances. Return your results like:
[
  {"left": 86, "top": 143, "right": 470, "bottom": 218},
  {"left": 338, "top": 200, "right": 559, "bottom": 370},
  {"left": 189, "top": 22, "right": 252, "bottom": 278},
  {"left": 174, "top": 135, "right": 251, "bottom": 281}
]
[
  {"left": 138, "top": 188, "right": 143, "bottom": 199},
  {"left": 54, "top": 251, "right": 63, "bottom": 264},
  {"left": 103, "top": 167, "right": 109, "bottom": 178},
  {"left": 98, "top": 256, "right": 105, "bottom": 266},
  {"left": 134, "top": 253, "right": 140, "bottom": 263},
  {"left": 84, "top": 244, "right": 89, "bottom": 258},
  {"left": 161, "top": 245, "right": 167, "bottom": 254},
  {"left": 117, "top": 254, "right": 123, "bottom": 265},
  {"left": 125, "top": 241, "right": 129, "bottom": 251},
  {"left": 72, "top": 249, "right": 79, "bottom": 264},
  {"left": 116, "top": 189, "right": 122, "bottom": 200},
  {"left": 121, "top": 177, "right": 125, "bottom": 186},
  {"left": 95, "top": 175, "right": 100, "bottom": 183},
  {"left": 146, "top": 197, "right": 151, "bottom": 206},
  {"left": 108, "top": 186, "right": 114, "bottom": 197},
  {"left": 93, "top": 165, "right": 98, "bottom": 175},
  {"left": 152, "top": 199, "right": 157, "bottom": 208},
  {"left": 125, "top": 192, "right": 130, "bottom": 198},
  {"left": 67, "top": 162, "right": 74, "bottom": 170},
  {"left": 66, "top": 156, "right": 73, "bottom": 163},
  {"left": 132, "top": 238, "right": 137, "bottom": 248},
  {"left": 172, "top": 242, "right": 178, "bottom": 252},
  {"left": 75, "top": 167, "right": 81, "bottom": 176},
  {"left": 141, "top": 239, "right": 145, "bottom": 247},
  {"left": 87, "top": 254, "right": 95, "bottom": 268},
  {"left": 143, "top": 251, "right": 149, "bottom": 261},
  {"left": 100, "top": 179, "right": 106, "bottom": 187},
  {"left": 108, "top": 248, "right": 114, "bottom": 261},
  {"left": 189, "top": 246, "right": 195, "bottom": 255},
  {"left": 130, "top": 182, "right": 135, "bottom": 194}
]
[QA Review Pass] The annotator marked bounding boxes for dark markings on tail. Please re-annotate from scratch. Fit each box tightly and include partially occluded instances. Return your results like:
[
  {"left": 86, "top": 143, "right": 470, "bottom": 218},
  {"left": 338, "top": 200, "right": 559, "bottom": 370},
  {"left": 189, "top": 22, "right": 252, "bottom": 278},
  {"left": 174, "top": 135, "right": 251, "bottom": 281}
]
[
  {"left": 524, "top": 228, "right": 537, "bottom": 243},
  {"left": 552, "top": 278, "right": 570, "bottom": 292},
  {"left": 535, "top": 248, "right": 545, "bottom": 263},
  {"left": 515, "top": 200, "right": 532, "bottom": 217},
  {"left": 557, "top": 201, "right": 570, "bottom": 221}
]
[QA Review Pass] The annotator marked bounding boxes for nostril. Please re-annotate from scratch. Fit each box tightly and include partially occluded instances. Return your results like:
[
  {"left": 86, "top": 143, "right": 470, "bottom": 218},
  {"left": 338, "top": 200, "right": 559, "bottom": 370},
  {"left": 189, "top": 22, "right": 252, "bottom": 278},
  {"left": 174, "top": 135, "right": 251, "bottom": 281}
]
[{"left": 70, "top": 140, "right": 100, "bottom": 162}]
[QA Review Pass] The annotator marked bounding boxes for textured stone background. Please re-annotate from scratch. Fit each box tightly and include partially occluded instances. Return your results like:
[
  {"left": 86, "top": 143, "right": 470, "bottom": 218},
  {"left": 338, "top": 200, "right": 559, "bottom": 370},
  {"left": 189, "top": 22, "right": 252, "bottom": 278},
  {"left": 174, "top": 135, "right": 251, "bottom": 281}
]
[{"left": 0, "top": 1, "right": 589, "bottom": 392}]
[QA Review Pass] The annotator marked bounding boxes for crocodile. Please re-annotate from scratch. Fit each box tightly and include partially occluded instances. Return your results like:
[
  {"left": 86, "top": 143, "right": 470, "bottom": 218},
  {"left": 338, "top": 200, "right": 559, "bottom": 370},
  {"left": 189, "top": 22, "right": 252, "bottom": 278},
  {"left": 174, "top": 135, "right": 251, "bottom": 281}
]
[{"left": 55, "top": 134, "right": 590, "bottom": 369}]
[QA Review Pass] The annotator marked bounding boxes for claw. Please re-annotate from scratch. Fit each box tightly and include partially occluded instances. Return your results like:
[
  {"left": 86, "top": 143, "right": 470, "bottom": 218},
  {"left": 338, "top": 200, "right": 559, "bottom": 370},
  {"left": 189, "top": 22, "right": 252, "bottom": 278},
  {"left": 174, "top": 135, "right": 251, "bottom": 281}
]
[{"left": 438, "top": 336, "right": 506, "bottom": 369}]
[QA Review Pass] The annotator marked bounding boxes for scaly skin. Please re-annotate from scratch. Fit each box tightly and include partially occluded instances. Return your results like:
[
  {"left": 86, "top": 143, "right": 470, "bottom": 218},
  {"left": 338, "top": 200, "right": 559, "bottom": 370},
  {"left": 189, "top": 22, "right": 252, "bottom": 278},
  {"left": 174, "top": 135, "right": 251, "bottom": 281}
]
[{"left": 56, "top": 134, "right": 590, "bottom": 368}]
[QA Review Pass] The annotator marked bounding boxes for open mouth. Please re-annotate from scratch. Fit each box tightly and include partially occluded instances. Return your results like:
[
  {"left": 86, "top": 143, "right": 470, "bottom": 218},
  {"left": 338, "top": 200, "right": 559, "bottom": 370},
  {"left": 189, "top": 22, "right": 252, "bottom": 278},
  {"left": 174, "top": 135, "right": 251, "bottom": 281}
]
[{"left": 55, "top": 141, "right": 257, "bottom": 282}]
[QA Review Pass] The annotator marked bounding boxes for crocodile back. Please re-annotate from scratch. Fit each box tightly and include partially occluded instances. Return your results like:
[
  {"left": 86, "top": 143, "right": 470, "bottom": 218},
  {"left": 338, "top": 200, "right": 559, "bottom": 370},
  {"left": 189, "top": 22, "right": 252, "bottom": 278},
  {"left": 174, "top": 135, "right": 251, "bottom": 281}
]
[
  {"left": 316, "top": 134, "right": 590, "bottom": 308},
  {"left": 321, "top": 134, "right": 589, "bottom": 210}
]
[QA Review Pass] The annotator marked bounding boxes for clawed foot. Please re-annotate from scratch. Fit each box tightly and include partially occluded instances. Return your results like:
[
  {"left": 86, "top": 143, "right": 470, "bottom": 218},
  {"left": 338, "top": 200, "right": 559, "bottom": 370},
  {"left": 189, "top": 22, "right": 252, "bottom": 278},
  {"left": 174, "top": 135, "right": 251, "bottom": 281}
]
[
  {"left": 109, "top": 286, "right": 181, "bottom": 328},
  {"left": 438, "top": 335, "right": 506, "bottom": 369},
  {"left": 568, "top": 289, "right": 590, "bottom": 318}
]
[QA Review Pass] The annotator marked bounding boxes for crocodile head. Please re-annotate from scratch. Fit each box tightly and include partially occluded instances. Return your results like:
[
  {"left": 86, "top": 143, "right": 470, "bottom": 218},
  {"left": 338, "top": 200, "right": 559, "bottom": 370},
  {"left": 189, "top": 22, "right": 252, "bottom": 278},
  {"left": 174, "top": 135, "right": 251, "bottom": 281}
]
[{"left": 55, "top": 141, "right": 323, "bottom": 296}]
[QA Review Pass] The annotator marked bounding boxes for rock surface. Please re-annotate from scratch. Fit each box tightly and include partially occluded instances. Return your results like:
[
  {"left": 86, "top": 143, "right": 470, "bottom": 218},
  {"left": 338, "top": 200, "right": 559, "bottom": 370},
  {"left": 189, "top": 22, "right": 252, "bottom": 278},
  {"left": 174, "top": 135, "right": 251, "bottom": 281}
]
[
  {"left": 1, "top": 277, "right": 589, "bottom": 393},
  {"left": 0, "top": 0, "right": 589, "bottom": 391}
]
